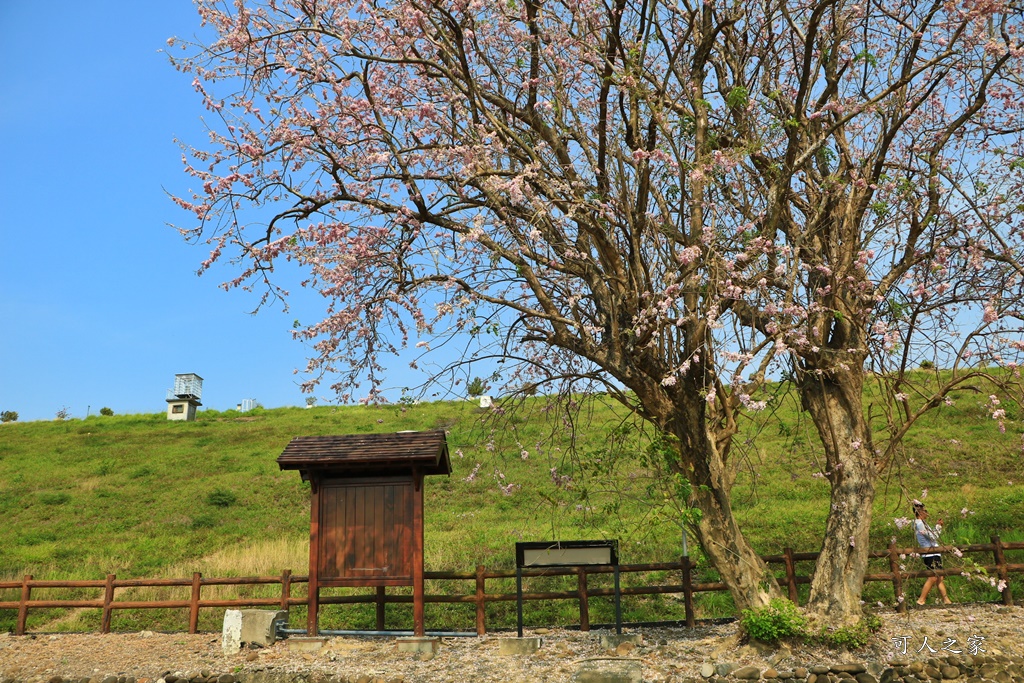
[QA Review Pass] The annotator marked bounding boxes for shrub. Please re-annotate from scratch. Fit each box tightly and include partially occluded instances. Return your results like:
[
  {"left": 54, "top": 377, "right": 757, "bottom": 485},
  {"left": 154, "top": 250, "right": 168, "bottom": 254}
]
[
  {"left": 191, "top": 513, "right": 218, "bottom": 529},
  {"left": 0, "top": 410, "right": 17, "bottom": 423},
  {"left": 95, "top": 460, "right": 116, "bottom": 476},
  {"left": 55, "top": 406, "right": 71, "bottom": 420},
  {"left": 99, "top": 407, "right": 114, "bottom": 416},
  {"left": 739, "top": 599, "right": 807, "bottom": 644},
  {"left": 818, "top": 611, "right": 882, "bottom": 649},
  {"left": 206, "top": 489, "right": 238, "bottom": 507},
  {"left": 39, "top": 492, "right": 71, "bottom": 506}
]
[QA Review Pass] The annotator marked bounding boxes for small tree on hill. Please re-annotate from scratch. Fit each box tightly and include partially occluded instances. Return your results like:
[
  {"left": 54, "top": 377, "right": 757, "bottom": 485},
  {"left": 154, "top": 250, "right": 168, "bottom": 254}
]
[
  {"left": 466, "top": 378, "right": 489, "bottom": 399},
  {"left": 0, "top": 410, "right": 17, "bottom": 423}
]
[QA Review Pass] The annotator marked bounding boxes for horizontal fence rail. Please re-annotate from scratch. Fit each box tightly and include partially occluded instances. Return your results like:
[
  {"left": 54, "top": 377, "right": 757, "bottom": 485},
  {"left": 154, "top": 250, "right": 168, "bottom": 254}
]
[{"left": 2, "top": 538, "right": 1021, "bottom": 636}]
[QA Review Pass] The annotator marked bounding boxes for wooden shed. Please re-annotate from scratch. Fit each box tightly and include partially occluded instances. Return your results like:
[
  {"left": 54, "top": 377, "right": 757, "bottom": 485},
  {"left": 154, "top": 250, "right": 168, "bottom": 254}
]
[{"left": 277, "top": 430, "right": 451, "bottom": 636}]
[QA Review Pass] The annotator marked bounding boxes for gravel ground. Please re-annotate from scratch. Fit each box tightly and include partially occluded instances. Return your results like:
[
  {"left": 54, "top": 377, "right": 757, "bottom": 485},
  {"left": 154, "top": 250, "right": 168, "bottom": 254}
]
[{"left": 1, "top": 604, "right": 1021, "bottom": 683}]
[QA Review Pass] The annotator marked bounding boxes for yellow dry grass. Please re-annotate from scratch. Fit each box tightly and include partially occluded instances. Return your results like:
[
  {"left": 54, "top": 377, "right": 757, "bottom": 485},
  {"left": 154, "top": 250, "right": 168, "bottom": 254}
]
[
  {"left": 166, "top": 536, "right": 308, "bottom": 577},
  {"left": 0, "top": 570, "right": 22, "bottom": 604},
  {"left": 116, "top": 536, "right": 309, "bottom": 604},
  {"left": 11, "top": 538, "right": 311, "bottom": 632}
]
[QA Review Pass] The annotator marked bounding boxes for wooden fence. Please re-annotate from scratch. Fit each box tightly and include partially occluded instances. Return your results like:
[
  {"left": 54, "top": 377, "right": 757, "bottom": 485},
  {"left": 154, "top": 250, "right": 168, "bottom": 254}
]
[{"left": 3, "top": 537, "right": 1021, "bottom": 636}]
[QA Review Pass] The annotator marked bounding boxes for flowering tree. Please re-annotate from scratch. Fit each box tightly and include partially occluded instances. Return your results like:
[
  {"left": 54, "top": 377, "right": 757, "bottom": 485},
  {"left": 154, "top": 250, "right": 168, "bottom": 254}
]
[
  {"left": 171, "top": 0, "right": 1024, "bottom": 624},
  {"left": 728, "top": 0, "right": 1024, "bottom": 621}
]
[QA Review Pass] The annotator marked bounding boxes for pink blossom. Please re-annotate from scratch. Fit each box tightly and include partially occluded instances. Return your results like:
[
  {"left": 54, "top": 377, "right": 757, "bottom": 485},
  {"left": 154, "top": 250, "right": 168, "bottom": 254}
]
[{"left": 463, "top": 462, "right": 482, "bottom": 482}]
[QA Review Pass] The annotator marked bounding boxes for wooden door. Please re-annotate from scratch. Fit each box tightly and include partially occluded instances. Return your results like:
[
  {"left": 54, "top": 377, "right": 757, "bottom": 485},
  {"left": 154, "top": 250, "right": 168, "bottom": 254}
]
[{"left": 317, "top": 477, "right": 414, "bottom": 585}]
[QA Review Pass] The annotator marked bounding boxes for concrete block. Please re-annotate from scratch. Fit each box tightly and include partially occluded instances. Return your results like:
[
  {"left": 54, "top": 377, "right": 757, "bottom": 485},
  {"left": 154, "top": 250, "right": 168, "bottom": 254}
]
[
  {"left": 499, "top": 637, "right": 543, "bottom": 655},
  {"left": 599, "top": 634, "right": 643, "bottom": 650},
  {"left": 396, "top": 637, "right": 441, "bottom": 655},
  {"left": 239, "top": 609, "right": 287, "bottom": 647},
  {"left": 286, "top": 636, "right": 328, "bottom": 653},
  {"left": 574, "top": 658, "right": 642, "bottom": 683},
  {"left": 222, "top": 609, "right": 243, "bottom": 655}
]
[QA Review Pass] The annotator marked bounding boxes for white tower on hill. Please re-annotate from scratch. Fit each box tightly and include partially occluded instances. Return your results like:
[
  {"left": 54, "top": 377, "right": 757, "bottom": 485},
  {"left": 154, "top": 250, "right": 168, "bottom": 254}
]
[{"left": 166, "top": 373, "right": 203, "bottom": 421}]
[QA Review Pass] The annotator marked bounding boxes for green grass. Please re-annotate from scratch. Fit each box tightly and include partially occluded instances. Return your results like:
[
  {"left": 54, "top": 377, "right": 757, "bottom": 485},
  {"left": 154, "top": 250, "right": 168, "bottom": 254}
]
[{"left": 1, "top": 384, "right": 1022, "bottom": 633}]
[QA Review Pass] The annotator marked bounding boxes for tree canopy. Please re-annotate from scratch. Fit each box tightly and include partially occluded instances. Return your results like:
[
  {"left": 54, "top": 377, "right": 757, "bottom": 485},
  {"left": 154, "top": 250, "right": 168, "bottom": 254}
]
[{"left": 172, "top": 0, "right": 1024, "bottom": 624}]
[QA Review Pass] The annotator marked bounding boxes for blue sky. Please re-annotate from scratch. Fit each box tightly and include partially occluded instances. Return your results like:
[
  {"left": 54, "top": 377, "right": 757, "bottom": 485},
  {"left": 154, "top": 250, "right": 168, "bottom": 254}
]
[{"left": 0, "top": 1, "right": 373, "bottom": 422}]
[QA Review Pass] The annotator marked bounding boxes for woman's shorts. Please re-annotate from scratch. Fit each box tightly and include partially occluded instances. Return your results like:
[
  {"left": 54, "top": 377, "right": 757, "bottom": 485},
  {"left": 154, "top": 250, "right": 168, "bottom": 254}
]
[{"left": 923, "top": 554, "right": 943, "bottom": 570}]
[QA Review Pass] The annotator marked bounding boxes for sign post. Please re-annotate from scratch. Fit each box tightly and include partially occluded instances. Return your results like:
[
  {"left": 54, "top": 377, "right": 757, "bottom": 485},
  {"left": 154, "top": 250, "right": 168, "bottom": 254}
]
[{"left": 514, "top": 540, "right": 621, "bottom": 636}]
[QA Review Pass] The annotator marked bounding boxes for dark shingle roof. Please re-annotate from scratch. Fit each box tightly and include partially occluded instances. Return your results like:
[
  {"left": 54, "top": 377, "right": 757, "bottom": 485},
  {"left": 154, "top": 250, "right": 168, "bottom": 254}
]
[{"left": 277, "top": 430, "right": 451, "bottom": 476}]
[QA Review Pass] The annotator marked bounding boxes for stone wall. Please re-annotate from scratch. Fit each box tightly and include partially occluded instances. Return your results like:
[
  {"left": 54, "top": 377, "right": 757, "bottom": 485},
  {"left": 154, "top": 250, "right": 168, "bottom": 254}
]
[
  {"left": 694, "top": 654, "right": 1024, "bottom": 683},
  {"left": 3, "top": 653, "right": 1023, "bottom": 683}
]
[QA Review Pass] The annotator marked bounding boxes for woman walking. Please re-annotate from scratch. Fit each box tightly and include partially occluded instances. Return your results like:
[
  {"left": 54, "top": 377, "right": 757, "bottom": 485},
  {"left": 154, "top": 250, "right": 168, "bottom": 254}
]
[{"left": 914, "top": 501, "right": 951, "bottom": 605}]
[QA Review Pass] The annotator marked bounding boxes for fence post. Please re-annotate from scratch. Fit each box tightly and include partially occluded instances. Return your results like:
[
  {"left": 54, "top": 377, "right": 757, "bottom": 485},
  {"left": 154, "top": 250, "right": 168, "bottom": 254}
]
[
  {"left": 375, "top": 586, "right": 387, "bottom": 630},
  {"left": 577, "top": 567, "right": 590, "bottom": 632},
  {"left": 16, "top": 574, "right": 32, "bottom": 635},
  {"left": 681, "top": 556, "right": 695, "bottom": 628},
  {"left": 991, "top": 536, "right": 1014, "bottom": 606},
  {"left": 101, "top": 573, "right": 116, "bottom": 633},
  {"left": 783, "top": 548, "right": 799, "bottom": 604},
  {"left": 307, "top": 571, "right": 319, "bottom": 636},
  {"left": 280, "top": 569, "right": 292, "bottom": 610},
  {"left": 888, "top": 541, "right": 906, "bottom": 613},
  {"left": 189, "top": 572, "right": 202, "bottom": 633},
  {"left": 475, "top": 565, "right": 486, "bottom": 636}
]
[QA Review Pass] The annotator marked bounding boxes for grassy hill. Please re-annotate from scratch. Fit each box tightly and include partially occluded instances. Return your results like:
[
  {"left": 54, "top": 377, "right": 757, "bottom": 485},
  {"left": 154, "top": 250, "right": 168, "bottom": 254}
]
[{"left": 1, "top": 386, "right": 1022, "bottom": 633}]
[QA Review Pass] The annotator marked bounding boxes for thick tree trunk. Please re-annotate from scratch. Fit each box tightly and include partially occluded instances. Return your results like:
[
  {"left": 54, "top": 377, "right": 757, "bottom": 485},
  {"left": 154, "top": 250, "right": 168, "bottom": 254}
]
[
  {"left": 690, "top": 481, "right": 782, "bottom": 611},
  {"left": 664, "top": 394, "right": 782, "bottom": 612},
  {"left": 799, "top": 367, "right": 877, "bottom": 627},
  {"left": 628, "top": 340, "right": 781, "bottom": 613}
]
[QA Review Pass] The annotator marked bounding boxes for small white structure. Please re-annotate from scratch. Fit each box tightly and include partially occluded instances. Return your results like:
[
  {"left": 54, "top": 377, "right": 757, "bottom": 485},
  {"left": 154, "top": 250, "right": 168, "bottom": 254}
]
[
  {"left": 222, "top": 609, "right": 243, "bottom": 654},
  {"left": 166, "top": 373, "right": 203, "bottom": 421},
  {"left": 479, "top": 395, "right": 493, "bottom": 409}
]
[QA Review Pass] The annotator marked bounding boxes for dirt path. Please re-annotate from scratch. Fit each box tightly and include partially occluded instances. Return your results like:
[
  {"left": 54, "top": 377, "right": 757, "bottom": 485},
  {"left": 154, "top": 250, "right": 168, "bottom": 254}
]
[{"left": 1, "top": 604, "right": 1021, "bottom": 683}]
